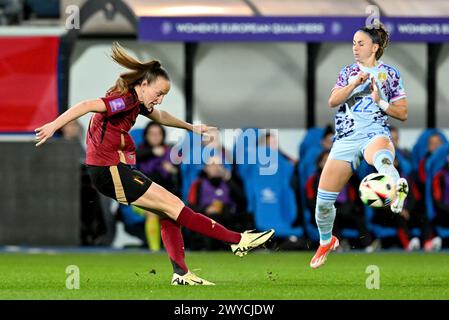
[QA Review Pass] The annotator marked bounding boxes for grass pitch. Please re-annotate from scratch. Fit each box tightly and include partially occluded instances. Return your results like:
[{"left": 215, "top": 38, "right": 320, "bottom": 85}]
[{"left": 1, "top": 250, "right": 448, "bottom": 300}]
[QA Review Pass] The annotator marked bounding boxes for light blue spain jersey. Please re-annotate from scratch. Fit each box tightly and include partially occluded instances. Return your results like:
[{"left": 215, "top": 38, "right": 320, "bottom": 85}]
[{"left": 332, "top": 61, "right": 406, "bottom": 141}]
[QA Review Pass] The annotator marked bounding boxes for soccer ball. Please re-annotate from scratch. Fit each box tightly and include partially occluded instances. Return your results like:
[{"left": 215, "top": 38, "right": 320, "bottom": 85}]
[{"left": 359, "top": 173, "right": 396, "bottom": 208}]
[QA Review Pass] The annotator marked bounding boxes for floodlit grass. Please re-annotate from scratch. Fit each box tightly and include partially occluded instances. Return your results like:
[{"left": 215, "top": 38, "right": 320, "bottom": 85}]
[{"left": 1, "top": 251, "right": 449, "bottom": 299}]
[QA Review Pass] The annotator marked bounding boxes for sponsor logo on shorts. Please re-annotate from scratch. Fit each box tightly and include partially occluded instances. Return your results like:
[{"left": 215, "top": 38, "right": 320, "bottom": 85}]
[{"left": 110, "top": 98, "right": 126, "bottom": 113}]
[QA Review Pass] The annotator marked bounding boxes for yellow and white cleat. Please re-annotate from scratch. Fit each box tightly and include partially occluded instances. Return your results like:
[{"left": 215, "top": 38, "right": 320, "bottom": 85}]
[
  {"left": 230, "top": 229, "right": 275, "bottom": 257},
  {"left": 171, "top": 271, "right": 215, "bottom": 286},
  {"left": 390, "top": 178, "right": 409, "bottom": 214}
]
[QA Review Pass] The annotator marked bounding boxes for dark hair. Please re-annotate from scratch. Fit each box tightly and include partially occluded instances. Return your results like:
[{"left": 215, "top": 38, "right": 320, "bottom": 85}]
[
  {"left": 358, "top": 23, "right": 390, "bottom": 60},
  {"left": 143, "top": 121, "right": 166, "bottom": 147},
  {"left": 322, "top": 124, "right": 334, "bottom": 138},
  {"left": 316, "top": 150, "right": 330, "bottom": 167},
  {"left": 108, "top": 42, "right": 170, "bottom": 95}
]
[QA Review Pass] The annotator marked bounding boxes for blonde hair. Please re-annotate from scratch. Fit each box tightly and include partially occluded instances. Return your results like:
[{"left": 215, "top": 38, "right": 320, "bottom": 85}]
[{"left": 107, "top": 42, "right": 169, "bottom": 95}]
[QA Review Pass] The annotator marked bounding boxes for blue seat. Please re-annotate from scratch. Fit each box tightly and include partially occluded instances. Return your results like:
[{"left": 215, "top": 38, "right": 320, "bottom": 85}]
[
  {"left": 129, "top": 128, "right": 144, "bottom": 148},
  {"left": 233, "top": 128, "right": 261, "bottom": 212},
  {"left": 425, "top": 143, "right": 449, "bottom": 238},
  {"left": 411, "top": 129, "right": 448, "bottom": 172},
  {"left": 297, "top": 146, "right": 323, "bottom": 242},
  {"left": 299, "top": 127, "right": 325, "bottom": 160},
  {"left": 297, "top": 128, "right": 329, "bottom": 241},
  {"left": 396, "top": 150, "right": 412, "bottom": 177},
  {"left": 249, "top": 151, "right": 303, "bottom": 238},
  {"left": 303, "top": 208, "right": 320, "bottom": 242},
  {"left": 365, "top": 207, "right": 397, "bottom": 238},
  {"left": 179, "top": 131, "right": 206, "bottom": 201},
  {"left": 298, "top": 146, "right": 323, "bottom": 193},
  {"left": 355, "top": 153, "right": 415, "bottom": 239},
  {"left": 341, "top": 228, "right": 360, "bottom": 239},
  {"left": 119, "top": 204, "right": 145, "bottom": 226}
]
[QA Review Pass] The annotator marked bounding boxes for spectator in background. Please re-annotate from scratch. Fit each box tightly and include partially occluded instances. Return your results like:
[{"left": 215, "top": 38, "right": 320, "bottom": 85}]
[
  {"left": 116, "top": 204, "right": 161, "bottom": 251},
  {"left": 202, "top": 128, "right": 234, "bottom": 165},
  {"left": 306, "top": 150, "right": 374, "bottom": 250},
  {"left": 135, "top": 121, "right": 181, "bottom": 251},
  {"left": 61, "top": 119, "right": 84, "bottom": 141},
  {"left": 0, "top": 0, "right": 23, "bottom": 25},
  {"left": 431, "top": 154, "right": 449, "bottom": 250},
  {"left": 407, "top": 133, "right": 445, "bottom": 249},
  {"left": 60, "top": 120, "right": 84, "bottom": 161},
  {"left": 260, "top": 130, "right": 296, "bottom": 164},
  {"left": 416, "top": 133, "right": 444, "bottom": 193},
  {"left": 60, "top": 120, "right": 114, "bottom": 246},
  {"left": 368, "top": 126, "right": 431, "bottom": 251},
  {"left": 136, "top": 121, "right": 180, "bottom": 195},
  {"left": 369, "top": 155, "right": 428, "bottom": 251},
  {"left": 321, "top": 125, "right": 334, "bottom": 151},
  {"left": 395, "top": 171, "right": 433, "bottom": 251},
  {"left": 390, "top": 126, "right": 411, "bottom": 160},
  {"left": 186, "top": 156, "right": 251, "bottom": 250}
]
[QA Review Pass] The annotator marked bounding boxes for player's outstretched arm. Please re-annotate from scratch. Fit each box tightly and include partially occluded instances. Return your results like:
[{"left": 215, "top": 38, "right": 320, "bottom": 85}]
[
  {"left": 34, "top": 99, "right": 106, "bottom": 147},
  {"left": 146, "top": 109, "right": 217, "bottom": 136}
]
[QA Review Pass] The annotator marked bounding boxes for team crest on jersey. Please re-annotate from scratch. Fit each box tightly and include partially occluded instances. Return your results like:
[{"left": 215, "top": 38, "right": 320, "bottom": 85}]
[
  {"left": 110, "top": 98, "right": 126, "bottom": 112},
  {"left": 377, "top": 72, "right": 387, "bottom": 82}
]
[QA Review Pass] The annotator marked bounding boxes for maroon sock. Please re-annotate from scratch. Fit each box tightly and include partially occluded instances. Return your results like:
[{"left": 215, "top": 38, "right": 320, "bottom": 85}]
[
  {"left": 160, "top": 218, "right": 188, "bottom": 275},
  {"left": 176, "top": 206, "right": 241, "bottom": 244},
  {"left": 397, "top": 228, "right": 410, "bottom": 249}
]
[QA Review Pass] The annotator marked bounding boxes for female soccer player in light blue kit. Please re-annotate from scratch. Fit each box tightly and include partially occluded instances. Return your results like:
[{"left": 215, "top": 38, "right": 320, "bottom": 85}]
[{"left": 310, "top": 24, "right": 409, "bottom": 268}]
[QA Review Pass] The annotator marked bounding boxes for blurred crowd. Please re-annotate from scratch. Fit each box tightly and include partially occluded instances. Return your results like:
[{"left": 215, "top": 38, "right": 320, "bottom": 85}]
[
  {"left": 60, "top": 120, "right": 449, "bottom": 252},
  {"left": 0, "top": 0, "right": 60, "bottom": 25}
]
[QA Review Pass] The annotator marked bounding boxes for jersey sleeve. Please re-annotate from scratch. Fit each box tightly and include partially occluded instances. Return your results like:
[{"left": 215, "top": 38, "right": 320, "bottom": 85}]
[
  {"left": 387, "top": 68, "right": 406, "bottom": 103},
  {"left": 101, "top": 93, "right": 138, "bottom": 117},
  {"left": 332, "top": 66, "right": 349, "bottom": 91}
]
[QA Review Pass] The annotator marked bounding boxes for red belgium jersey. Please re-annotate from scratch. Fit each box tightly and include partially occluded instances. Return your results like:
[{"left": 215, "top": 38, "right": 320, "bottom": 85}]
[{"left": 85, "top": 90, "right": 153, "bottom": 166}]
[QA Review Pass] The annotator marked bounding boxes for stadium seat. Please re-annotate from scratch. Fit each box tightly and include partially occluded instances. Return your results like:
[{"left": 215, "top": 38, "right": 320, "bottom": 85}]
[
  {"left": 233, "top": 128, "right": 261, "bottom": 212},
  {"left": 129, "top": 128, "right": 144, "bottom": 147},
  {"left": 297, "top": 145, "right": 324, "bottom": 241},
  {"left": 298, "top": 146, "right": 323, "bottom": 185},
  {"left": 411, "top": 129, "right": 448, "bottom": 172},
  {"left": 179, "top": 130, "right": 204, "bottom": 200},
  {"left": 396, "top": 150, "right": 413, "bottom": 177},
  {"left": 356, "top": 153, "right": 417, "bottom": 239},
  {"left": 298, "top": 127, "right": 325, "bottom": 160},
  {"left": 119, "top": 204, "right": 145, "bottom": 226},
  {"left": 250, "top": 151, "right": 303, "bottom": 238},
  {"left": 365, "top": 207, "right": 397, "bottom": 239},
  {"left": 303, "top": 208, "right": 319, "bottom": 242}
]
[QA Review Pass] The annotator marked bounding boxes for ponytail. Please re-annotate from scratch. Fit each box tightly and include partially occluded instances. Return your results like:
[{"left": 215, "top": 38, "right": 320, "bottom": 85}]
[
  {"left": 107, "top": 42, "right": 169, "bottom": 95},
  {"left": 359, "top": 23, "right": 390, "bottom": 60}
]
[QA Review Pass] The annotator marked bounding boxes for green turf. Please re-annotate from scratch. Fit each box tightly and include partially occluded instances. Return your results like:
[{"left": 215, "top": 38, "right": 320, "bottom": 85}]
[{"left": 1, "top": 251, "right": 449, "bottom": 299}]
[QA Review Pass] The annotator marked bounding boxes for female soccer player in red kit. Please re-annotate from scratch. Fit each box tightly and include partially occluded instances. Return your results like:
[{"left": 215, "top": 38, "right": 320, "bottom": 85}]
[{"left": 35, "top": 42, "right": 274, "bottom": 285}]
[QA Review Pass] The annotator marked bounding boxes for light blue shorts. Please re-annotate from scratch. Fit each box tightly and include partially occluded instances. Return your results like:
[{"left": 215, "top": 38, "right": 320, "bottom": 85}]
[{"left": 328, "top": 128, "right": 392, "bottom": 171}]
